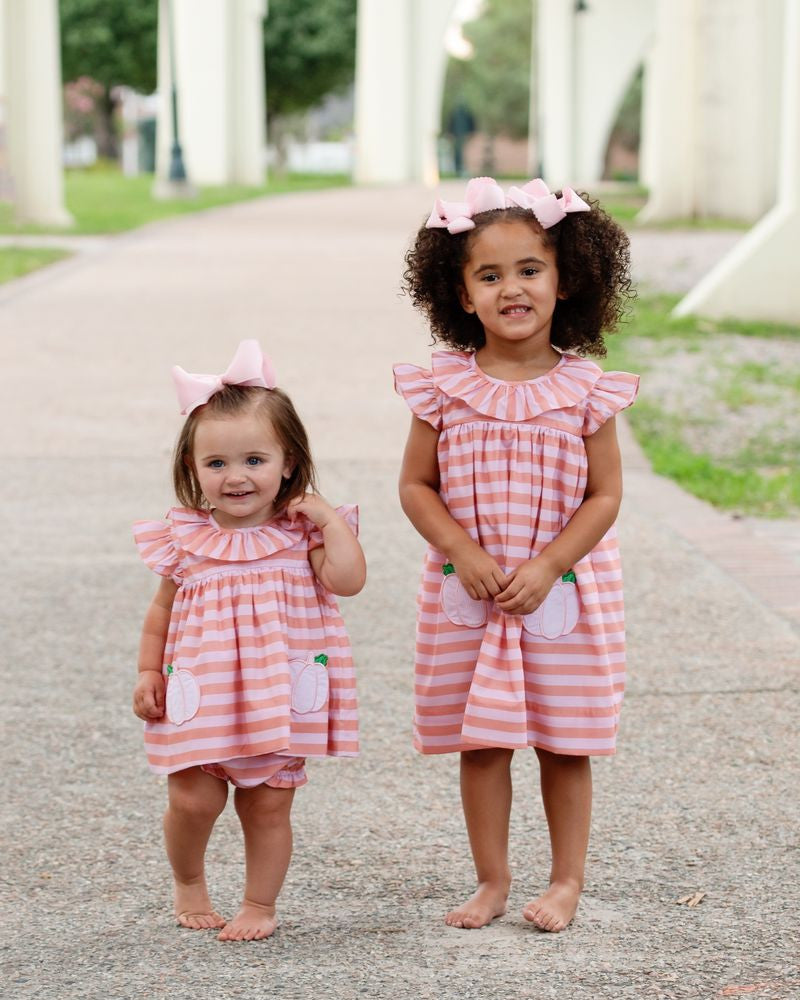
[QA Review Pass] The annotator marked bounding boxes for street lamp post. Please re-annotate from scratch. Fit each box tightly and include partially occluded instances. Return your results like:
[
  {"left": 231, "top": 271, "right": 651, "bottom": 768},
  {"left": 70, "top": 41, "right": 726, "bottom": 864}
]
[{"left": 154, "top": 0, "right": 195, "bottom": 198}]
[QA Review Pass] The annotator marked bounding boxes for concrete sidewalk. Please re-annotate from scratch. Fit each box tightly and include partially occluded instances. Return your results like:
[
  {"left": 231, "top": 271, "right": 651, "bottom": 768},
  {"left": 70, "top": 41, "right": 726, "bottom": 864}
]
[{"left": 1, "top": 186, "right": 798, "bottom": 1000}]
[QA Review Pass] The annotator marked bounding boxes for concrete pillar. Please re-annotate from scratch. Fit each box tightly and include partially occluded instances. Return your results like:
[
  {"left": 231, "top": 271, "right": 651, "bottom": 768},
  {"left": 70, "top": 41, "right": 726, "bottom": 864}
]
[
  {"left": 231, "top": 0, "right": 267, "bottom": 186},
  {"left": 637, "top": 0, "right": 698, "bottom": 222},
  {"left": 537, "top": 0, "right": 573, "bottom": 185},
  {"left": 537, "top": 0, "right": 654, "bottom": 187},
  {"left": 1, "top": 0, "right": 71, "bottom": 226},
  {"left": 674, "top": 0, "right": 800, "bottom": 323},
  {"left": 354, "top": 0, "right": 456, "bottom": 185},
  {"left": 156, "top": 0, "right": 266, "bottom": 187},
  {"left": 640, "top": 0, "right": 782, "bottom": 223}
]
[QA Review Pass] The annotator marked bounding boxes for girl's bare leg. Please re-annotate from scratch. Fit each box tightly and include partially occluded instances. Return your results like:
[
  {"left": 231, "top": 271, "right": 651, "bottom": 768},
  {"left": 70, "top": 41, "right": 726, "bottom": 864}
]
[
  {"left": 164, "top": 767, "right": 229, "bottom": 929},
  {"left": 446, "top": 747, "right": 514, "bottom": 929},
  {"left": 523, "top": 749, "right": 592, "bottom": 932},
  {"left": 218, "top": 784, "right": 296, "bottom": 941}
]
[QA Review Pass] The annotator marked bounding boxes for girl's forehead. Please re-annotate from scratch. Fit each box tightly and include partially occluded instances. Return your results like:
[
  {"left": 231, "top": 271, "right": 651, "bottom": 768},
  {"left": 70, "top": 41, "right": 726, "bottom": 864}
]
[
  {"left": 193, "top": 411, "right": 281, "bottom": 450},
  {"left": 467, "top": 218, "right": 554, "bottom": 261}
]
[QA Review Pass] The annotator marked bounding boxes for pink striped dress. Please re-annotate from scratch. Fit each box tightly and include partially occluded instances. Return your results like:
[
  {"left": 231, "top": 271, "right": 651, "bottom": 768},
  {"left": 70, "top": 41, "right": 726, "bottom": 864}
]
[
  {"left": 394, "top": 351, "right": 639, "bottom": 756},
  {"left": 132, "top": 506, "right": 359, "bottom": 778}
]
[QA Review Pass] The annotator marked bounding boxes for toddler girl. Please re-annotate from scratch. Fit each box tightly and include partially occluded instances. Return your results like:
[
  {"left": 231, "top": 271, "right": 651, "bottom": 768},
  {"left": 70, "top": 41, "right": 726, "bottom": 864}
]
[
  {"left": 132, "top": 340, "right": 365, "bottom": 941},
  {"left": 394, "top": 177, "right": 638, "bottom": 932}
]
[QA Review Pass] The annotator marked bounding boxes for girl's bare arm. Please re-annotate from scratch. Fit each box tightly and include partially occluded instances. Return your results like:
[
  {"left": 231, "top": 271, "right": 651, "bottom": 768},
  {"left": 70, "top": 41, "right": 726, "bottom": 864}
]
[
  {"left": 133, "top": 576, "right": 178, "bottom": 720},
  {"left": 398, "top": 415, "right": 507, "bottom": 600},
  {"left": 290, "top": 495, "right": 366, "bottom": 597}
]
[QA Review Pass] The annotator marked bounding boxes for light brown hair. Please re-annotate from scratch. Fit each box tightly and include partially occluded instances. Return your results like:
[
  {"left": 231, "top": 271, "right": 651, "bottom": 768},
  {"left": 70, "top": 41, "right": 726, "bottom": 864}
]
[{"left": 172, "top": 385, "right": 317, "bottom": 512}]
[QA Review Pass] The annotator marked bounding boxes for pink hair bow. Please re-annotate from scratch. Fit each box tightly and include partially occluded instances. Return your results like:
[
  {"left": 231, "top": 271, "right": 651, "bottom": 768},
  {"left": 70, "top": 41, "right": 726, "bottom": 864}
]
[
  {"left": 506, "top": 179, "right": 591, "bottom": 228},
  {"left": 425, "top": 177, "right": 590, "bottom": 234},
  {"left": 171, "top": 339, "right": 277, "bottom": 415},
  {"left": 425, "top": 176, "right": 507, "bottom": 234}
]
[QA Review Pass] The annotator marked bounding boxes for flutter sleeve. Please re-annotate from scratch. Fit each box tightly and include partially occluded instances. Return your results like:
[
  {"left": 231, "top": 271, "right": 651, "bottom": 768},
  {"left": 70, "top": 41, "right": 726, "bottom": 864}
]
[
  {"left": 393, "top": 363, "right": 443, "bottom": 430},
  {"left": 582, "top": 371, "right": 640, "bottom": 436},
  {"left": 132, "top": 518, "right": 183, "bottom": 583},
  {"left": 307, "top": 504, "right": 360, "bottom": 551}
]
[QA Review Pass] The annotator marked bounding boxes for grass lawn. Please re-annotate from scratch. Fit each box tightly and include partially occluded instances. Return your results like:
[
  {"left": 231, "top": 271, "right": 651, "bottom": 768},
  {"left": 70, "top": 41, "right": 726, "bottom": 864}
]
[
  {"left": 0, "top": 165, "right": 351, "bottom": 236},
  {"left": 0, "top": 247, "right": 71, "bottom": 284},
  {"left": 604, "top": 296, "right": 800, "bottom": 517}
]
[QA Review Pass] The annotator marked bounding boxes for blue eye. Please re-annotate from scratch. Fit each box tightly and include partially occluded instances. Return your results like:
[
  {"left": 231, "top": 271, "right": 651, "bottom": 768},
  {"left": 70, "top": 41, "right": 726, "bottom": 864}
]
[
  {"left": 208, "top": 459, "right": 224, "bottom": 469},
  {"left": 246, "top": 456, "right": 263, "bottom": 466}
]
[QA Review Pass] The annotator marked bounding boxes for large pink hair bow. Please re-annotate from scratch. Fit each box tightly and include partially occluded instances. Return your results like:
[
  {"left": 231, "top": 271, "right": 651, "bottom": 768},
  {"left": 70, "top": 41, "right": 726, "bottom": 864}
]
[
  {"left": 171, "top": 339, "right": 277, "bottom": 415},
  {"left": 425, "top": 176, "right": 590, "bottom": 234}
]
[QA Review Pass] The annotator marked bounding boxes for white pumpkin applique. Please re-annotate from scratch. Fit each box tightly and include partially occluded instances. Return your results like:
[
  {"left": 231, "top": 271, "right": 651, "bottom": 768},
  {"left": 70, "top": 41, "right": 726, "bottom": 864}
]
[
  {"left": 440, "top": 563, "right": 489, "bottom": 628},
  {"left": 165, "top": 664, "right": 201, "bottom": 726},
  {"left": 522, "top": 571, "right": 581, "bottom": 640},
  {"left": 289, "top": 653, "right": 330, "bottom": 714}
]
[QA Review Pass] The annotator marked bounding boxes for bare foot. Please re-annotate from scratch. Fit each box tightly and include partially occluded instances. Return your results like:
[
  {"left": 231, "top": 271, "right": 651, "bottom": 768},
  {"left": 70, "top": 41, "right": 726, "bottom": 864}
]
[
  {"left": 217, "top": 901, "right": 278, "bottom": 942},
  {"left": 522, "top": 880, "right": 581, "bottom": 932},
  {"left": 174, "top": 880, "right": 226, "bottom": 931},
  {"left": 445, "top": 881, "right": 509, "bottom": 929}
]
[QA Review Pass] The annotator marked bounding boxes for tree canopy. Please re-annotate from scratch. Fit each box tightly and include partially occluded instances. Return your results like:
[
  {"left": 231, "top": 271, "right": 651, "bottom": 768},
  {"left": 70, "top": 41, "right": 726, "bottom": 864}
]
[
  {"left": 442, "top": 0, "right": 533, "bottom": 141},
  {"left": 263, "top": 0, "right": 357, "bottom": 120},
  {"left": 60, "top": 0, "right": 158, "bottom": 94}
]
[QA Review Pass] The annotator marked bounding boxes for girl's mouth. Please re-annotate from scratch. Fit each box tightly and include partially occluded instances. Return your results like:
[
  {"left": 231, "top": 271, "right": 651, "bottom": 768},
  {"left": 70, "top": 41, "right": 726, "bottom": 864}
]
[
  {"left": 500, "top": 305, "right": 531, "bottom": 315},
  {"left": 225, "top": 491, "right": 252, "bottom": 498}
]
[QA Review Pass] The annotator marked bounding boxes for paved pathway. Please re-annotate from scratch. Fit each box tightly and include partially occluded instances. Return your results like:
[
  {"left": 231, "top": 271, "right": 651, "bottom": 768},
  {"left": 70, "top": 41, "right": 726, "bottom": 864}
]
[{"left": 1, "top": 187, "right": 798, "bottom": 1000}]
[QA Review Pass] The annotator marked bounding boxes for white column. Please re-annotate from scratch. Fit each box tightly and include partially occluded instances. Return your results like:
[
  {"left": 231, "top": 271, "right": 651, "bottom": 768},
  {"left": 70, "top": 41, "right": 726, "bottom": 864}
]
[
  {"left": 157, "top": 0, "right": 266, "bottom": 187},
  {"left": 572, "top": 0, "right": 655, "bottom": 185},
  {"left": 637, "top": 0, "right": 698, "bottom": 222},
  {"left": 674, "top": 0, "right": 800, "bottom": 323},
  {"left": 230, "top": 0, "right": 267, "bottom": 185},
  {"left": 354, "top": 0, "right": 455, "bottom": 185},
  {"left": 2, "top": 0, "right": 71, "bottom": 225},
  {"left": 537, "top": 0, "right": 574, "bottom": 185},
  {"left": 354, "top": 0, "right": 412, "bottom": 183}
]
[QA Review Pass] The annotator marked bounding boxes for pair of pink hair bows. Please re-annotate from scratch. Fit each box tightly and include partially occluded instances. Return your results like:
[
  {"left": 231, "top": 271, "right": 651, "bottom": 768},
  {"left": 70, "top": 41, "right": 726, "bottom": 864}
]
[
  {"left": 426, "top": 176, "right": 591, "bottom": 235},
  {"left": 172, "top": 339, "right": 276, "bottom": 415}
]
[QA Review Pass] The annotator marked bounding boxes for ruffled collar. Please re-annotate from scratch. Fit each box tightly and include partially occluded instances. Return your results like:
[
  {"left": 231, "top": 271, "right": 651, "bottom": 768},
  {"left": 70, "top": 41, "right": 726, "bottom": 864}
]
[
  {"left": 431, "top": 351, "right": 603, "bottom": 421},
  {"left": 166, "top": 507, "right": 307, "bottom": 562}
]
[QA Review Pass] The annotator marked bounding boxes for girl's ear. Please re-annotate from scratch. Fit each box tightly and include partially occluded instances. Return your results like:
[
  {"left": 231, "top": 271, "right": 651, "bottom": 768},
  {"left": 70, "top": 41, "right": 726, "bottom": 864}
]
[
  {"left": 557, "top": 285, "right": 569, "bottom": 301},
  {"left": 458, "top": 284, "right": 476, "bottom": 314},
  {"left": 282, "top": 457, "right": 295, "bottom": 480}
]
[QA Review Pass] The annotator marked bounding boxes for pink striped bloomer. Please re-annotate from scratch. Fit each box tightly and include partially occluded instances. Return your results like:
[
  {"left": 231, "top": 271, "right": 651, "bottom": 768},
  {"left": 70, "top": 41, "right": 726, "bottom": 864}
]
[
  {"left": 132, "top": 506, "right": 360, "bottom": 781},
  {"left": 393, "top": 351, "right": 639, "bottom": 756}
]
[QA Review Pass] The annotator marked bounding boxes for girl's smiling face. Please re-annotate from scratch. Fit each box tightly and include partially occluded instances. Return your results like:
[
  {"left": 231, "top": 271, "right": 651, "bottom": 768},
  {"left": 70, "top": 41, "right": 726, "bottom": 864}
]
[
  {"left": 458, "top": 219, "right": 564, "bottom": 349},
  {"left": 191, "top": 410, "right": 293, "bottom": 528}
]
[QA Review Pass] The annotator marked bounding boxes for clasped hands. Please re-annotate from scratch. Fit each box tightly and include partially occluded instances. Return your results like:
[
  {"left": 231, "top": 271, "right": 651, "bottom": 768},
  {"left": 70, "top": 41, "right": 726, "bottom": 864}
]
[{"left": 449, "top": 539, "right": 559, "bottom": 616}]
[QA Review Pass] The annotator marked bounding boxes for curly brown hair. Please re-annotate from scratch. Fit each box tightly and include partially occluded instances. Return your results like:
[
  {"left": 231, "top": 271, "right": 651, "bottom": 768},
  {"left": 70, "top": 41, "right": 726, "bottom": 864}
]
[
  {"left": 172, "top": 385, "right": 317, "bottom": 513},
  {"left": 402, "top": 195, "right": 634, "bottom": 357}
]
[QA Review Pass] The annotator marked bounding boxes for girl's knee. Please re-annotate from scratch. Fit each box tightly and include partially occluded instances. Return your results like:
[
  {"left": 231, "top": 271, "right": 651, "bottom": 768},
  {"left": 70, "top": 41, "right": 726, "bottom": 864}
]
[
  {"left": 461, "top": 747, "right": 513, "bottom": 769},
  {"left": 167, "top": 771, "right": 227, "bottom": 822},
  {"left": 234, "top": 785, "right": 294, "bottom": 826}
]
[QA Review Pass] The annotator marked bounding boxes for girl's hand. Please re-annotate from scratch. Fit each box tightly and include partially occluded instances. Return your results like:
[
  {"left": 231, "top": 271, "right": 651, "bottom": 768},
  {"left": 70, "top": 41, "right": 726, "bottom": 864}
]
[
  {"left": 133, "top": 670, "right": 165, "bottom": 721},
  {"left": 495, "top": 557, "right": 559, "bottom": 615},
  {"left": 449, "top": 539, "right": 508, "bottom": 601},
  {"left": 286, "top": 492, "right": 336, "bottom": 529}
]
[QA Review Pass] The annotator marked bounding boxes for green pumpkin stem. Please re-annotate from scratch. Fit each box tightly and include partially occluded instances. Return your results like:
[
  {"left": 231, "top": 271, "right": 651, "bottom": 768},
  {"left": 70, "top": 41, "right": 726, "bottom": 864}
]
[
  {"left": 166, "top": 664, "right": 174, "bottom": 675},
  {"left": 314, "top": 654, "right": 329, "bottom": 666},
  {"left": 442, "top": 563, "right": 455, "bottom": 576},
  {"left": 562, "top": 571, "right": 576, "bottom": 583}
]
